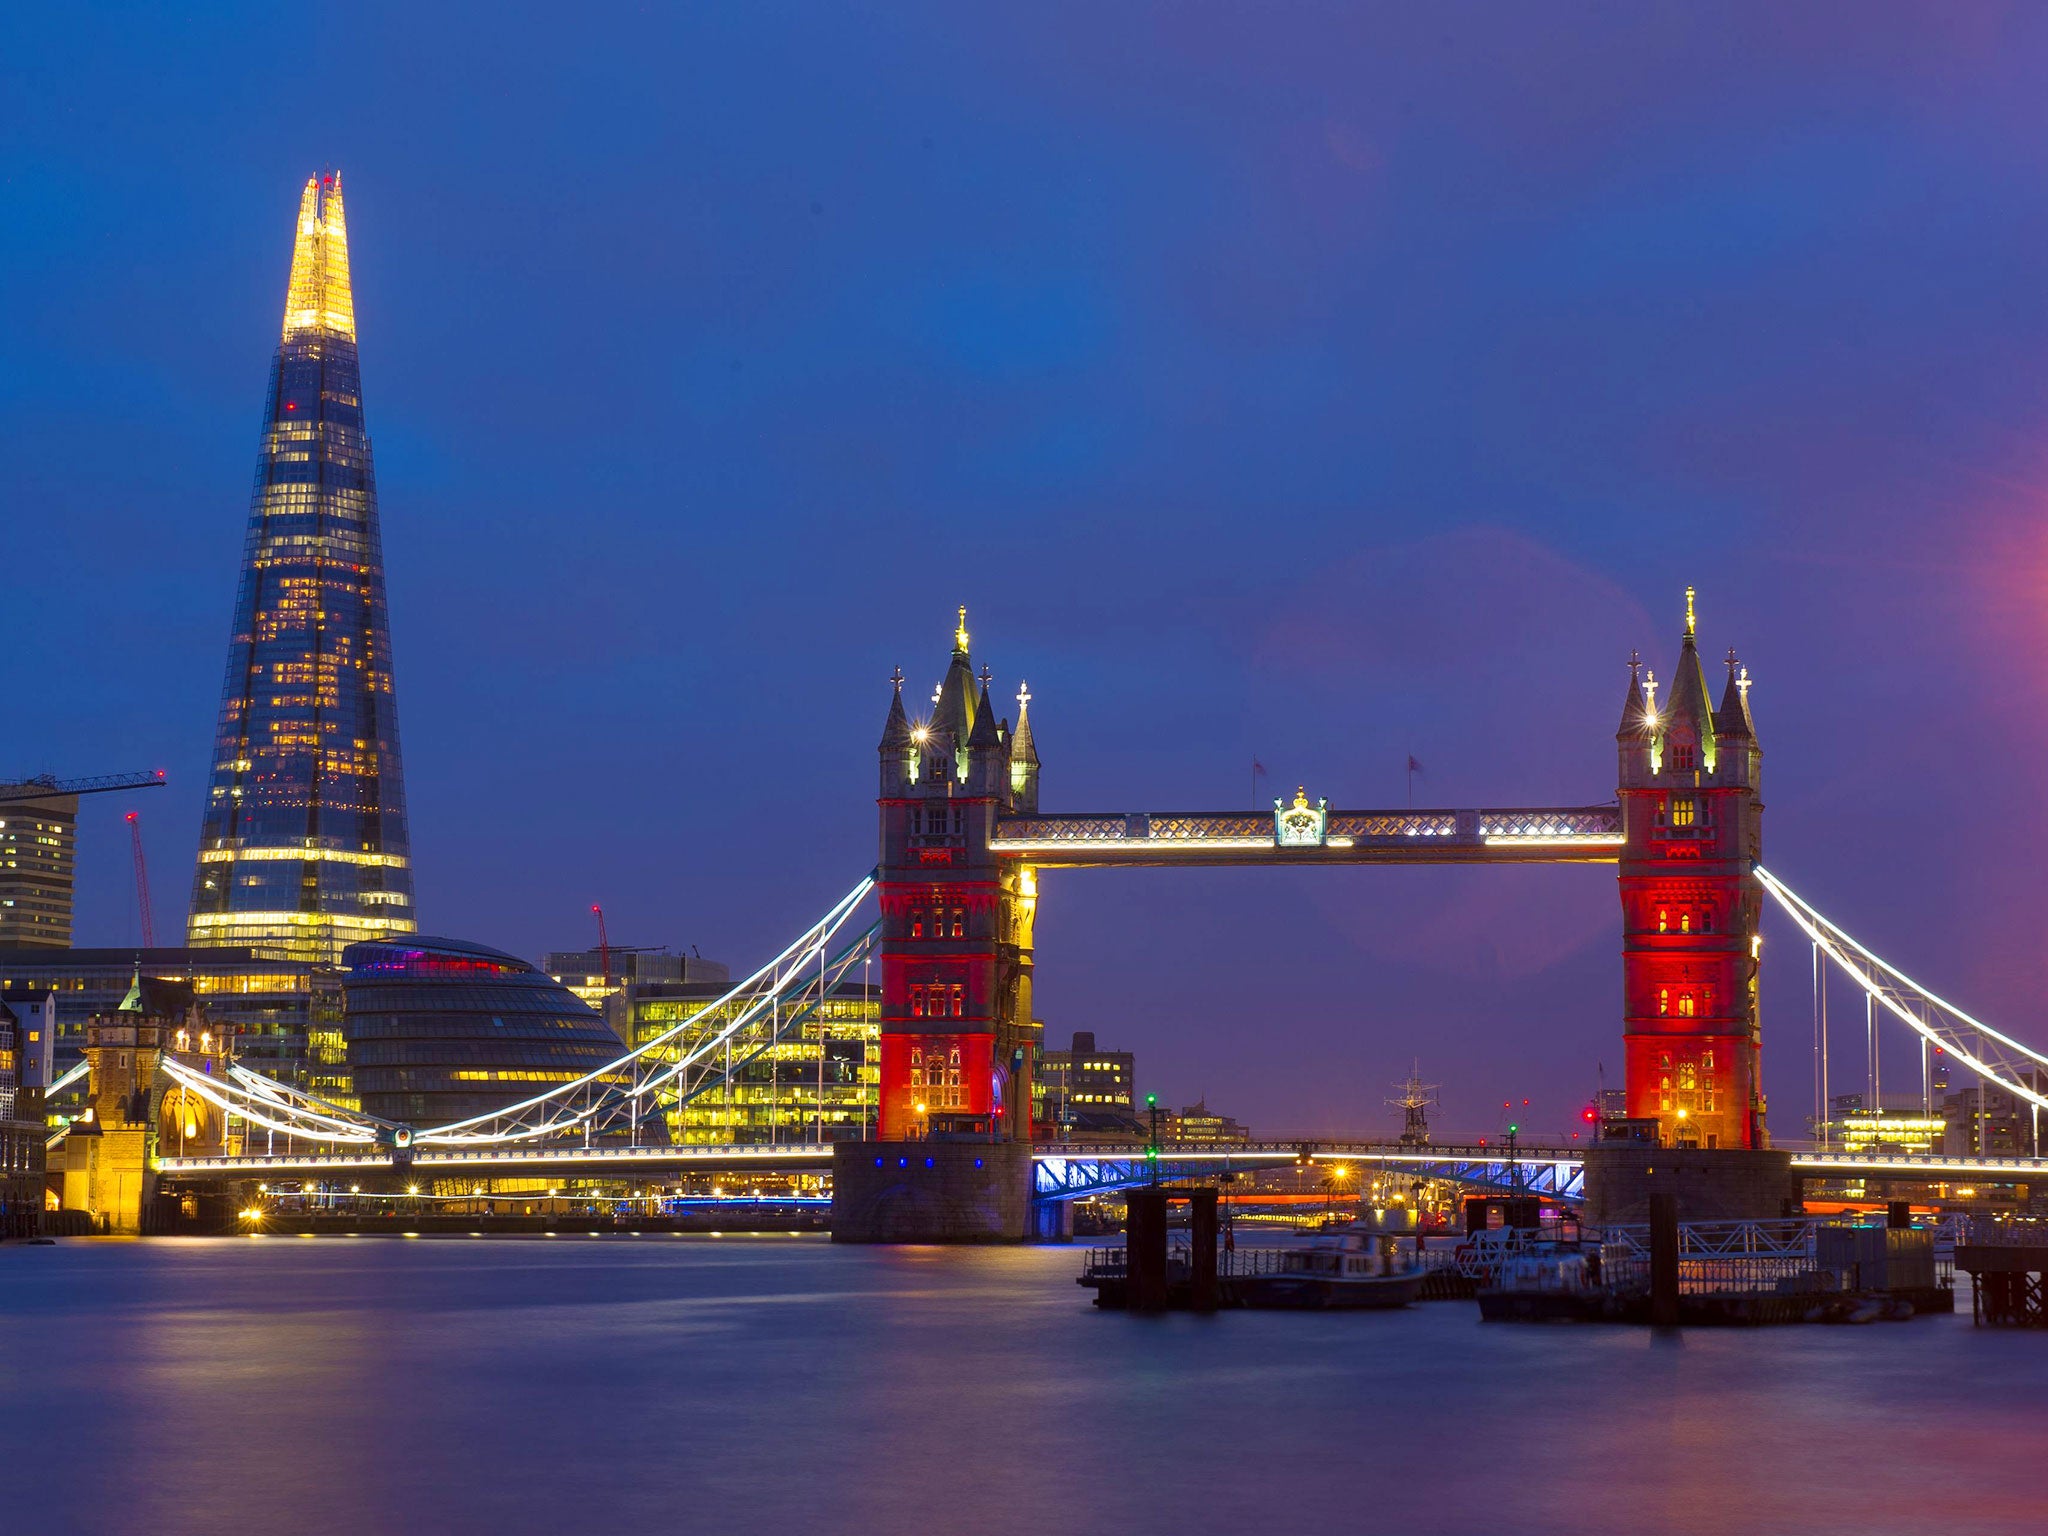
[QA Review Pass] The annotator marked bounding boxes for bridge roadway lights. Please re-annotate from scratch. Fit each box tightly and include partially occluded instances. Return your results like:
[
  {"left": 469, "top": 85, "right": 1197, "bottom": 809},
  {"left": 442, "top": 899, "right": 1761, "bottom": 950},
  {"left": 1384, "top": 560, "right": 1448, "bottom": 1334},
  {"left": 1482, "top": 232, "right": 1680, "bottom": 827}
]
[
  {"left": 1581, "top": 1144, "right": 1801, "bottom": 1227},
  {"left": 830, "top": 1140, "right": 1034, "bottom": 1243}
]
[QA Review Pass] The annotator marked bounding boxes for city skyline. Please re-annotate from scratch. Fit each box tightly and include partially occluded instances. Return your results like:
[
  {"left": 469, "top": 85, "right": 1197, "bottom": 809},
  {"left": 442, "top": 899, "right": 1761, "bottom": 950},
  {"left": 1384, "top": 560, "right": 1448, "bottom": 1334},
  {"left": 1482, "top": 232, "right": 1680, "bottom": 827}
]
[{"left": 9, "top": 8, "right": 2048, "bottom": 1136}]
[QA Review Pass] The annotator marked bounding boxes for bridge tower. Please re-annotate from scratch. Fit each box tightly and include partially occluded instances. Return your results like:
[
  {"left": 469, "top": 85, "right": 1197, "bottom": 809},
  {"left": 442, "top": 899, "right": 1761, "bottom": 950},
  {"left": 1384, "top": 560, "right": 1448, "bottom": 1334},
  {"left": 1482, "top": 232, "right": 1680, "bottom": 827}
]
[
  {"left": 873, "top": 608, "right": 1039, "bottom": 1143},
  {"left": 59, "top": 972, "right": 232, "bottom": 1231},
  {"left": 1616, "top": 590, "right": 1766, "bottom": 1150}
]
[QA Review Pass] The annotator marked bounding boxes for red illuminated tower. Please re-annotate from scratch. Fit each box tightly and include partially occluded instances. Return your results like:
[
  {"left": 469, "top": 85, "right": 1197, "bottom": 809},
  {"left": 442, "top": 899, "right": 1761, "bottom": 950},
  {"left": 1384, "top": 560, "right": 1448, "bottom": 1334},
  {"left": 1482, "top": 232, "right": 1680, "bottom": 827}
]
[
  {"left": 1617, "top": 589, "right": 1765, "bottom": 1149},
  {"left": 874, "top": 609, "right": 1038, "bottom": 1141}
]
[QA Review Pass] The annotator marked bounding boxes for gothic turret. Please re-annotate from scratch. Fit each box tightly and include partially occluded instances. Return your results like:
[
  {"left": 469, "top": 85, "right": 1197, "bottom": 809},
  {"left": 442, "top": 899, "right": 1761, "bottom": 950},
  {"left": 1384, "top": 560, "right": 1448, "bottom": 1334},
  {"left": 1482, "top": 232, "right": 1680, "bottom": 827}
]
[
  {"left": 1716, "top": 652, "right": 1757, "bottom": 741},
  {"left": 878, "top": 669, "right": 916, "bottom": 794},
  {"left": 967, "top": 677, "right": 1006, "bottom": 796},
  {"left": 1009, "top": 682, "right": 1040, "bottom": 815}
]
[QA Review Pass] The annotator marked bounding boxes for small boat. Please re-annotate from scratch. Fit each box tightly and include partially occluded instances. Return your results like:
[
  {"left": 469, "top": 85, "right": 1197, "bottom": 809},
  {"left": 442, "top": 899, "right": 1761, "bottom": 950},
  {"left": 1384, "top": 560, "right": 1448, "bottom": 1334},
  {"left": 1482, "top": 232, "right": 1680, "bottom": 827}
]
[
  {"left": 1475, "top": 1238, "right": 1614, "bottom": 1322},
  {"left": 1238, "top": 1208, "right": 1426, "bottom": 1310}
]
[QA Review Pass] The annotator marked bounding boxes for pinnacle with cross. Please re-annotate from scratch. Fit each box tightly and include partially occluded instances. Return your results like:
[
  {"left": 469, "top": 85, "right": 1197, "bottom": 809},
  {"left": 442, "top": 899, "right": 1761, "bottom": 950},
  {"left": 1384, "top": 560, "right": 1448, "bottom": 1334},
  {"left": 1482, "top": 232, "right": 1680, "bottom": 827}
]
[
  {"left": 1016, "top": 681, "right": 1031, "bottom": 712},
  {"left": 1628, "top": 647, "right": 1641, "bottom": 682},
  {"left": 978, "top": 664, "right": 993, "bottom": 693},
  {"left": 890, "top": 666, "right": 904, "bottom": 695}
]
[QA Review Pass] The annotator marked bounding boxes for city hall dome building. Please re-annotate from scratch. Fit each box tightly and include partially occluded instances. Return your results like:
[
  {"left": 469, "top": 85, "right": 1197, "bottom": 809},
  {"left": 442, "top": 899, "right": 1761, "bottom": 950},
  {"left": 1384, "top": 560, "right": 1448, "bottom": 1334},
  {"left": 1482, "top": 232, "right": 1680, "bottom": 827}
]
[{"left": 341, "top": 935, "right": 638, "bottom": 1128}]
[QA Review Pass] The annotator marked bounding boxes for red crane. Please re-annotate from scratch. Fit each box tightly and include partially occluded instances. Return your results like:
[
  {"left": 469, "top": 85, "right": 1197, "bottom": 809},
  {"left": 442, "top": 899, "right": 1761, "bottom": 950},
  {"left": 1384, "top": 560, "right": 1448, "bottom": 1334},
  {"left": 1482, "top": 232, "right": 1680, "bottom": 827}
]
[
  {"left": 592, "top": 903, "right": 611, "bottom": 985},
  {"left": 126, "top": 810, "right": 156, "bottom": 948}
]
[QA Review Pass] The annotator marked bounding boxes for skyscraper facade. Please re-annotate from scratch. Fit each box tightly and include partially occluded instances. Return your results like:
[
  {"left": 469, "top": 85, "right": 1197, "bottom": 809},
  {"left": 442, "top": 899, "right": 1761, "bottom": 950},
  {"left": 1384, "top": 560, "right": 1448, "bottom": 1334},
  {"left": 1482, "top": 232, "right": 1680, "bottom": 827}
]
[{"left": 188, "top": 173, "right": 416, "bottom": 965}]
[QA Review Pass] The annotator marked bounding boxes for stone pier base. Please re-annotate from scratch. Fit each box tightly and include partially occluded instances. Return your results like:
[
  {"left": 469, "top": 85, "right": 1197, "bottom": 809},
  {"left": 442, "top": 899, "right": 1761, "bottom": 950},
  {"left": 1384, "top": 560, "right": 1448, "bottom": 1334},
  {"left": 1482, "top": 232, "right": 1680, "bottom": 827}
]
[
  {"left": 831, "top": 1140, "right": 1033, "bottom": 1243},
  {"left": 1582, "top": 1145, "right": 1801, "bottom": 1227}
]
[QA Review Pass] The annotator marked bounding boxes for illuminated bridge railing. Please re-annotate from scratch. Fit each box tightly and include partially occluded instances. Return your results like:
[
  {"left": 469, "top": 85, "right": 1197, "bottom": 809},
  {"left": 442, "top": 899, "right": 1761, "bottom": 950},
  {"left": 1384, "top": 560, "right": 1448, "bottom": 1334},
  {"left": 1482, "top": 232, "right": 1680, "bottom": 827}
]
[
  {"left": 157, "top": 1142, "right": 837, "bottom": 1178},
  {"left": 991, "top": 807, "right": 1623, "bottom": 863},
  {"left": 1030, "top": 1142, "right": 1588, "bottom": 1203}
]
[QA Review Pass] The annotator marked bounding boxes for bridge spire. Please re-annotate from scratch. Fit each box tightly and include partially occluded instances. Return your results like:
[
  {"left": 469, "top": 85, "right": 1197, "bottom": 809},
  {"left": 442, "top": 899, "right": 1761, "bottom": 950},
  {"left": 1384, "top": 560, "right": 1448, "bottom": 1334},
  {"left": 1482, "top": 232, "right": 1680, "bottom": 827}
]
[
  {"left": 932, "top": 607, "right": 979, "bottom": 772},
  {"left": 1717, "top": 650, "right": 1757, "bottom": 741},
  {"left": 1616, "top": 649, "right": 1649, "bottom": 739},
  {"left": 1662, "top": 589, "right": 1718, "bottom": 767}
]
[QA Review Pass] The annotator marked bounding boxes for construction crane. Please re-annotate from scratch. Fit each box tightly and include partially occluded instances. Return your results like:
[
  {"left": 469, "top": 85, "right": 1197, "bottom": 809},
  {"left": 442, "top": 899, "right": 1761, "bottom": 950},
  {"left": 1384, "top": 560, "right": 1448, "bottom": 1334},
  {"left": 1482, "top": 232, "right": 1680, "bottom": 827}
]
[
  {"left": 126, "top": 811, "right": 156, "bottom": 948},
  {"left": 592, "top": 903, "right": 611, "bottom": 985},
  {"left": 0, "top": 769, "right": 167, "bottom": 804}
]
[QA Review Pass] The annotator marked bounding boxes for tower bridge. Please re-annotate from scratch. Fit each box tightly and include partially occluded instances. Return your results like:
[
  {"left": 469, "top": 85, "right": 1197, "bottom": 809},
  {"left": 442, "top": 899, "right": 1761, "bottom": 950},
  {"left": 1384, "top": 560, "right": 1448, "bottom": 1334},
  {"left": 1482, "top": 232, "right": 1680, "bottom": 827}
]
[{"left": 52, "top": 597, "right": 2048, "bottom": 1238}]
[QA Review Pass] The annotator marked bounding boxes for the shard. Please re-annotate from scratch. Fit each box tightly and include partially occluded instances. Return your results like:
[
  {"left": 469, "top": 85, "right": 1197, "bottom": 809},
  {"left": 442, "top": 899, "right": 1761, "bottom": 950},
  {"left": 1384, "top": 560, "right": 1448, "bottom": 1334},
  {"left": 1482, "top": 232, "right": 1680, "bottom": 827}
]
[{"left": 187, "top": 172, "right": 416, "bottom": 965}]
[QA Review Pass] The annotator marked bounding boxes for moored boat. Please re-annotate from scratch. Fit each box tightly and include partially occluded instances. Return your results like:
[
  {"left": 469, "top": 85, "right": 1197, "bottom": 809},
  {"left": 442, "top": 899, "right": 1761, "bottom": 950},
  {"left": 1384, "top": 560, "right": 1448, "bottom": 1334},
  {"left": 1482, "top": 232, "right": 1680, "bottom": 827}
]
[{"left": 1238, "top": 1208, "right": 1426, "bottom": 1310}]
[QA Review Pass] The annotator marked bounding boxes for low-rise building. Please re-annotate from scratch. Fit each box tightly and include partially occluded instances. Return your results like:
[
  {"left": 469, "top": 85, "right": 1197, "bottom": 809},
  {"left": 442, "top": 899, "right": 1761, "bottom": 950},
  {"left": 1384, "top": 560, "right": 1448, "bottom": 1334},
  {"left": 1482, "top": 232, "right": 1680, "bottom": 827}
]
[
  {"left": 1162, "top": 1099, "right": 1252, "bottom": 1144},
  {"left": 1943, "top": 1077, "right": 2044, "bottom": 1157}
]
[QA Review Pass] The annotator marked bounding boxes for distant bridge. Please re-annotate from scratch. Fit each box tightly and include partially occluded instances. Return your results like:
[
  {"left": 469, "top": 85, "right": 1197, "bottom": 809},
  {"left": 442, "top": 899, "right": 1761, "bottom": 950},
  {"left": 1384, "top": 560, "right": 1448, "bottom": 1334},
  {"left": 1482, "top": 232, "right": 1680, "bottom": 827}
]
[{"left": 152, "top": 1138, "right": 2048, "bottom": 1212}]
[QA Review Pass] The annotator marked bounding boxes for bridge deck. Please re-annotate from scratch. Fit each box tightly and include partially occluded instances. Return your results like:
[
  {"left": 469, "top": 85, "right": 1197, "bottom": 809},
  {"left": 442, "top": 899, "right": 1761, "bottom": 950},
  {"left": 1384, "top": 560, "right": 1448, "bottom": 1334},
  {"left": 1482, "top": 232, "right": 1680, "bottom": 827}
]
[
  {"left": 989, "top": 807, "right": 1623, "bottom": 867},
  {"left": 151, "top": 1139, "right": 2048, "bottom": 1190}
]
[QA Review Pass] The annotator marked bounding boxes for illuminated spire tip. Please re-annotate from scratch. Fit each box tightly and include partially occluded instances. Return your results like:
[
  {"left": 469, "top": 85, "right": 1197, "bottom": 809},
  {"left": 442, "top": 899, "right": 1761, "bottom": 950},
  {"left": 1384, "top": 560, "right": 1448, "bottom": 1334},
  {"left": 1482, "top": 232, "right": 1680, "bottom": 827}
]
[
  {"left": 1684, "top": 585, "right": 1696, "bottom": 638},
  {"left": 282, "top": 171, "right": 355, "bottom": 340},
  {"left": 954, "top": 605, "right": 970, "bottom": 654}
]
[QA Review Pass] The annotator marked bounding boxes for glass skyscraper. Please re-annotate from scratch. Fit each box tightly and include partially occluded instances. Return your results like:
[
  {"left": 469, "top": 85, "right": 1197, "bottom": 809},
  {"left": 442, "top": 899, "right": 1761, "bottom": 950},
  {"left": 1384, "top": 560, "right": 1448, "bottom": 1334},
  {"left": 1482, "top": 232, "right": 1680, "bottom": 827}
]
[{"left": 188, "top": 172, "right": 416, "bottom": 966}]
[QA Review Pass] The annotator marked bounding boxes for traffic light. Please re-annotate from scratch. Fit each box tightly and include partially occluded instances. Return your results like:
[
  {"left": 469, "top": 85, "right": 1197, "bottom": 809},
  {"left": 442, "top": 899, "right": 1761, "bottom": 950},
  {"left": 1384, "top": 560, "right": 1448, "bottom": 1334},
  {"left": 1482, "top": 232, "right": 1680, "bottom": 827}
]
[{"left": 1146, "top": 1094, "right": 1157, "bottom": 1107}]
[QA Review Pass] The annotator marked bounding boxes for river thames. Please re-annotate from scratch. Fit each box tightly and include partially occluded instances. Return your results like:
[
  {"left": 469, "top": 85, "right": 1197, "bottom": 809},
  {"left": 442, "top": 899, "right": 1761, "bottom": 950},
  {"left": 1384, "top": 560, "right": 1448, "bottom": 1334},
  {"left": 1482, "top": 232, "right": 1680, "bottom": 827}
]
[{"left": 2, "top": 1236, "right": 2041, "bottom": 1536}]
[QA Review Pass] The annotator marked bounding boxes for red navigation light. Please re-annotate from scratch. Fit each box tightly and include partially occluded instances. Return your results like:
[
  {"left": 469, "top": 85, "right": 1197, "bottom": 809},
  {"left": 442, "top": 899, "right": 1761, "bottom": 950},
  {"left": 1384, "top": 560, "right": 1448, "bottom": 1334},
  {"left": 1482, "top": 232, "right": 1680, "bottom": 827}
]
[
  {"left": 1581, "top": 1106, "right": 1598, "bottom": 1123},
  {"left": 1478, "top": 1138, "right": 1488, "bottom": 1147},
  {"left": 125, "top": 811, "right": 137, "bottom": 824},
  {"left": 284, "top": 401, "right": 296, "bottom": 411}
]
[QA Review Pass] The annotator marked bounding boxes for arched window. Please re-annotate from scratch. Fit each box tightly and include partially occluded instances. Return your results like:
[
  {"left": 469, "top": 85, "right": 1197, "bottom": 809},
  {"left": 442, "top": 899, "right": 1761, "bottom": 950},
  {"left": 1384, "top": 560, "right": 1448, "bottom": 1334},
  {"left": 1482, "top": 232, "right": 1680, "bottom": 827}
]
[
  {"left": 1678, "top": 993, "right": 1697, "bottom": 1018},
  {"left": 1680, "top": 911, "right": 1691, "bottom": 934},
  {"left": 1658, "top": 988, "right": 1670, "bottom": 1016},
  {"left": 1657, "top": 909, "right": 1668, "bottom": 934}
]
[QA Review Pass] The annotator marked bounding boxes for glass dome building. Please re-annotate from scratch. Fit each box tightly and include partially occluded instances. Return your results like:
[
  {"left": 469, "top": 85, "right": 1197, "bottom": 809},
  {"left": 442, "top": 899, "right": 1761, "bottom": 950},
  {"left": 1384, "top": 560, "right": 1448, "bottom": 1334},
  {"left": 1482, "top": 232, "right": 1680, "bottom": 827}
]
[{"left": 340, "top": 935, "right": 637, "bottom": 1127}]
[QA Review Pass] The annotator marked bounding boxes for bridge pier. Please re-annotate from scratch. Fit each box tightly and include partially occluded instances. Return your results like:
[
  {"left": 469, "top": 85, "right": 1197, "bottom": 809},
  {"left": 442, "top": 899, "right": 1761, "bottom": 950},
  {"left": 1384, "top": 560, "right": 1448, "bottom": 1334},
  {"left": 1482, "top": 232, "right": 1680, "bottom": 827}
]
[
  {"left": 830, "top": 1140, "right": 1033, "bottom": 1242},
  {"left": 1582, "top": 1144, "right": 1800, "bottom": 1226}
]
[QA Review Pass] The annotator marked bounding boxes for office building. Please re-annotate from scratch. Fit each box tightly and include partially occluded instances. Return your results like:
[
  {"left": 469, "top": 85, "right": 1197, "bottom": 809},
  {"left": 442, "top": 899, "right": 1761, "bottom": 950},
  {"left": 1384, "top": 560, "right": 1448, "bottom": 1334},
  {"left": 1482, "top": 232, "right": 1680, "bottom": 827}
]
[
  {"left": 188, "top": 172, "right": 415, "bottom": 965},
  {"left": 0, "top": 791, "right": 77, "bottom": 947},
  {"left": 612, "top": 978, "right": 878, "bottom": 1144},
  {"left": 1034, "top": 1030, "right": 1145, "bottom": 1139},
  {"left": 545, "top": 947, "right": 730, "bottom": 1013},
  {"left": 1162, "top": 1099, "right": 1252, "bottom": 1144},
  {"left": 0, "top": 999, "right": 47, "bottom": 1235}
]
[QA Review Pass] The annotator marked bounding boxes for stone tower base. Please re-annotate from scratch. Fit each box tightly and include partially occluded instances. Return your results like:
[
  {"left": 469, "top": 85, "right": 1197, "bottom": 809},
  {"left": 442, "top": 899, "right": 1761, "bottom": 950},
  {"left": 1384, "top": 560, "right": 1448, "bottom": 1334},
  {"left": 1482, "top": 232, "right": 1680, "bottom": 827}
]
[
  {"left": 831, "top": 1140, "right": 1033, "bottom": 1242},
  {"left": 1582, "top": 1144, "right": 1801, "bottom": 1227}
]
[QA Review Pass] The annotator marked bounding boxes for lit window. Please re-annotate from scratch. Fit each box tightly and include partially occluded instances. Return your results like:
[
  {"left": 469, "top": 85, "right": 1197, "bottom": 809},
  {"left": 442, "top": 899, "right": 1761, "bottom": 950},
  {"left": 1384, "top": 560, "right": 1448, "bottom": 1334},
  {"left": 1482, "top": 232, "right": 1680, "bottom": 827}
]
[
  {"left": 1678, "top": 993, "right": 1696, "bottom": 1018},
  {"left": 1658, "top": 989, "right": 1669, "bottom": 1017},
  {"left": 1680, "top": 911, "right": 1691, "bottom": 934},
  {"left": 1670, "top": 796, "right": 1697, "bottom": 828},
  {"left": 1657, "top": 909, "right": 1668, "bottom": 934}
]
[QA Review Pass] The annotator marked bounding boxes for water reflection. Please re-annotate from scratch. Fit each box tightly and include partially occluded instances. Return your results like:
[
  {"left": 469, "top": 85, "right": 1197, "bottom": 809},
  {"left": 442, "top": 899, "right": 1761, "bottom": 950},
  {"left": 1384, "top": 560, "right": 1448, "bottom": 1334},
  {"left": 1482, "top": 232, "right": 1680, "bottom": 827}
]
[{"left": 1, "top": 1237, "right": 2041, "bottom": 1536}]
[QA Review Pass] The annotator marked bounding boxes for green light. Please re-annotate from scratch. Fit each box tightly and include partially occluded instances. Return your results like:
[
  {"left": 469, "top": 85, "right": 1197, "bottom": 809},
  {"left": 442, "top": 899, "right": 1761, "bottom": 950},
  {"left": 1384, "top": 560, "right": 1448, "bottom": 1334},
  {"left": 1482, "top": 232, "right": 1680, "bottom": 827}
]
[
  {"left": 1146, "top": 1094, "right": 1156, "bottom": 1106},
  {"left": 1508, "top": 1124, "right": 1519, "bottom": 1135}
]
